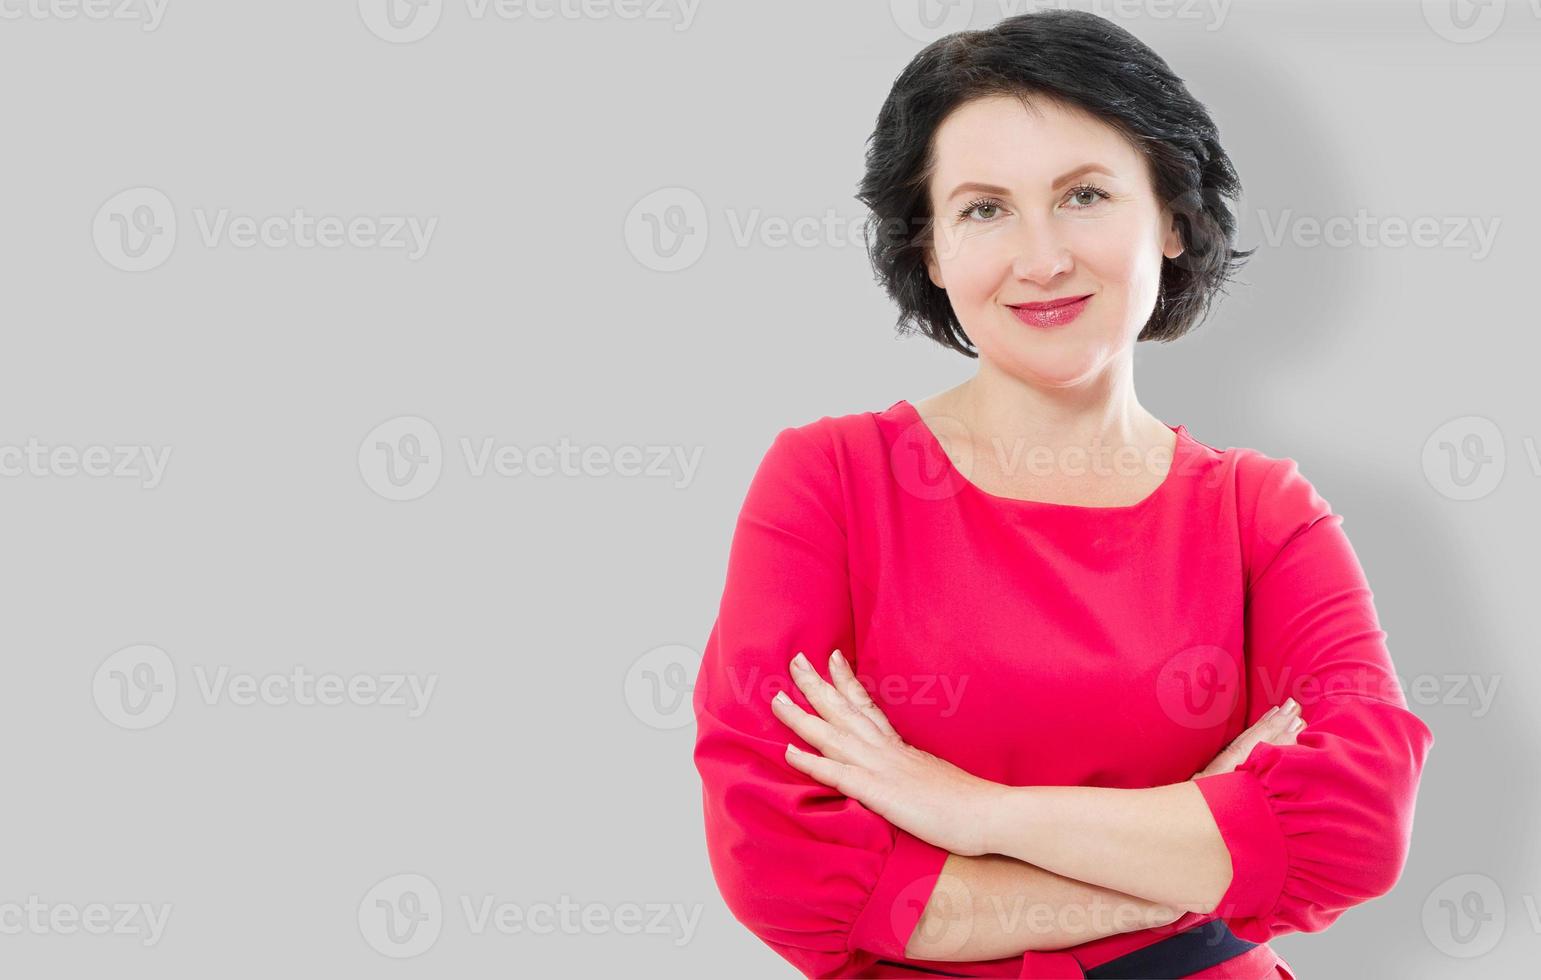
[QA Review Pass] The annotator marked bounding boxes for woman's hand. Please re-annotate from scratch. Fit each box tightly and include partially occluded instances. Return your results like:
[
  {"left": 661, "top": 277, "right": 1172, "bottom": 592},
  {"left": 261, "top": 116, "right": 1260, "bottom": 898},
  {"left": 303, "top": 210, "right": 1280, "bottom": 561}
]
[
  {"left": 1191, "top": 698, "right": 1306, "bottom": 780},
  {"left": 771, "top": 649, "right": 1002, "bottom": 857}
]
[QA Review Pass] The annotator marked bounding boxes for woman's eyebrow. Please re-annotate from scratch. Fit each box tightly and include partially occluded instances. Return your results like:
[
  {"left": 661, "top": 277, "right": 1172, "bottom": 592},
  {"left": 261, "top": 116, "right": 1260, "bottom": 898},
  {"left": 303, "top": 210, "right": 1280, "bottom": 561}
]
[{"left": 943, "top": 163, "right": 1119, "bottom": 202}]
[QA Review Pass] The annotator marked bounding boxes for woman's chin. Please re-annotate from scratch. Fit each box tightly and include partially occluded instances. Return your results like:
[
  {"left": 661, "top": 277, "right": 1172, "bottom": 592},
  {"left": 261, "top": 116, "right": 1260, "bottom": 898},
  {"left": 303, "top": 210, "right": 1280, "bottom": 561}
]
[{"left": 996, "top": 350, "right": 1111, "bottom": 389}]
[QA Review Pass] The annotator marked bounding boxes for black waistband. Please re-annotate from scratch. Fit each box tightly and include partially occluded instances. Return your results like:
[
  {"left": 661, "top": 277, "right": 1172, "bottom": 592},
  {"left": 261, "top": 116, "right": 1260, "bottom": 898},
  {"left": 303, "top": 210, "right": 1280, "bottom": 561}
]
[{"left": 1084, "top": 919, "right": 1258, "bottom": 979}]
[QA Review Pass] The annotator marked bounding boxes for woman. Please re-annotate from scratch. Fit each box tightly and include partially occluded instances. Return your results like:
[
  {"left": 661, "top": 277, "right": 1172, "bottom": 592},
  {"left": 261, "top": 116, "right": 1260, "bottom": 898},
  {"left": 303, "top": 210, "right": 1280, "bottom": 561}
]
[{"left": 692, "top": 11, "right": 1432, "bottom": 978}]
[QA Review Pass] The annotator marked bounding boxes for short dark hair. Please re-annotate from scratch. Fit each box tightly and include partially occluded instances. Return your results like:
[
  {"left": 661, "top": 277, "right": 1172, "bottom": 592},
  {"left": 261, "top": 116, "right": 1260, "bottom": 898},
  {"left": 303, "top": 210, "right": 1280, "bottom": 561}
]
[{"left": 856, "top": 10, "right": 1254, "bottom": 357}]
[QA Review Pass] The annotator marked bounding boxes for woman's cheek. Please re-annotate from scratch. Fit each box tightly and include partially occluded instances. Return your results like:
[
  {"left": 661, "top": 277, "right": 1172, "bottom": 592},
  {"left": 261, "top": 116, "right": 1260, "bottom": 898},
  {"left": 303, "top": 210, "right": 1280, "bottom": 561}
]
[
  {"left": 1071, "top": 215, "right": 1149, "bottom": 280},
  {"left": 949, "top": 237, "right": 1014, "bottom": 298}
]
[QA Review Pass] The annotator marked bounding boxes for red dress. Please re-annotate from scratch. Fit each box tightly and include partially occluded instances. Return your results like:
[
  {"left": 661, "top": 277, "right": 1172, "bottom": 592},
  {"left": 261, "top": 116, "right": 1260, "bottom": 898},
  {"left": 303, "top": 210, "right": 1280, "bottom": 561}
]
[{"left": 692, "top": 399, "right": 1434, "bottom": 978}]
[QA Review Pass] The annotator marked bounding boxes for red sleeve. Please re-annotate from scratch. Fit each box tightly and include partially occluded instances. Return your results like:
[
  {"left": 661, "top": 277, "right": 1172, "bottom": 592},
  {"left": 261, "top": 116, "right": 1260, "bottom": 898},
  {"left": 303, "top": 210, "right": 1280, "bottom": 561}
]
[
  {"left": 691, "top": 424, "right": 951, "bottom": 978},
  {"left": 1192, "top": 455, "right": 1435, "bottom": 942}
]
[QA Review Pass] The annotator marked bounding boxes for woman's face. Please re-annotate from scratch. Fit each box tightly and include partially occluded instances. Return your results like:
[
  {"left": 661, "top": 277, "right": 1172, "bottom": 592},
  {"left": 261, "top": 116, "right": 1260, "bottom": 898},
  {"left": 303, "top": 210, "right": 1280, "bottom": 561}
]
[{"left": 924, "top": 95, "right": 1184, "bottom": 388}]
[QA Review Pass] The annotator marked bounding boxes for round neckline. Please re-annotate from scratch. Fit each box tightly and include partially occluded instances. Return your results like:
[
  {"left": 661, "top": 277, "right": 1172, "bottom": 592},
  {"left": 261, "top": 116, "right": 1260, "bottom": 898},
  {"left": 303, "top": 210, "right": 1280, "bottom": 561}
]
[{"left": 891, "top": 398, "right": 1191, "bottom": 513}]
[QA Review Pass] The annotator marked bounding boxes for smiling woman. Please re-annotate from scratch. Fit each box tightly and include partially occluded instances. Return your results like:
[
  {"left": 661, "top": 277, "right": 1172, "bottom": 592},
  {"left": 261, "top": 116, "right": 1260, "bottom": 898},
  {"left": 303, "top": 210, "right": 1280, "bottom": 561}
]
[
  {"left": 692, "top": 9, "right": 1432, "bottom": 979},
  {"left": 922, "top": 112, "right": 1186, "bottom": 376}
]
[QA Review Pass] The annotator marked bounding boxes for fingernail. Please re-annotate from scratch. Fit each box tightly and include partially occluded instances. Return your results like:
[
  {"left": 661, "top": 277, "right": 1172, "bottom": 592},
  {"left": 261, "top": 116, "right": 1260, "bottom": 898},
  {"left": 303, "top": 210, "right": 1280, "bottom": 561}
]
[
  {"left": 792, "top": 652, "right": 810, "bottom": 671},
  {"left": 1282, "top": 697, "right": 1298, "bottom": 713},
  {"left": 773, "top": 691, "right": 790, "bottom": 706},
  {"left": 830, "top": 649, "right": 846, "bottom": 667},
  {"left": 1288, "top": 717, "right": 1304, "bottom": 732}
]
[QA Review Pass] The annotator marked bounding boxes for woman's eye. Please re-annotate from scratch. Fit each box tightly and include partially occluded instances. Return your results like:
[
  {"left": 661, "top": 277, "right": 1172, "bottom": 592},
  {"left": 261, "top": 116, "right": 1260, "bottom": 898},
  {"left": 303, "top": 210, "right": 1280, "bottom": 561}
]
[
  {"left": 957, "top": 199, "right": 1002, "bottom": 223},
  {"left": 1066, "top": 184, "right": 1111, "bottom": 209},
  {"left": 957, "top": 185, "right": 1109, "bottom": 223}
]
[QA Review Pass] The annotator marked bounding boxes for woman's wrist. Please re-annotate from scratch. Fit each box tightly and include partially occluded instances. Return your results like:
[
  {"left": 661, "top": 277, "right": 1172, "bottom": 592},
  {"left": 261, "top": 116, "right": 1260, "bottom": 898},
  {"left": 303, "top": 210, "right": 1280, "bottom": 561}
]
[{"left": 980, "top": 783, "right": 1039, "bottom": 862}]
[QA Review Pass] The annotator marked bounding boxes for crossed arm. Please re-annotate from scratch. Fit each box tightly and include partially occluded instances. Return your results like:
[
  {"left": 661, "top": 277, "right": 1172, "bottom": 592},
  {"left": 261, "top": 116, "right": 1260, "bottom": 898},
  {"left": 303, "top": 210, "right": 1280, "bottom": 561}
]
[
  {"left": 773, "top": 648, "right": 1305, "bottom": 961},
  {"left": 905, "top": 853, "right": 1188, "bottom": 960}
]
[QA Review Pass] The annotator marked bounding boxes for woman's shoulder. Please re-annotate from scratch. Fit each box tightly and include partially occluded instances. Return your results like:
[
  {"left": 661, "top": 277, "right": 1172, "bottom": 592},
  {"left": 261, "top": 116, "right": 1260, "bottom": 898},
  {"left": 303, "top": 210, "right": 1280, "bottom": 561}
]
[
  {"left": 740, "top": 403, "right": 920, "bottom": 514},
  {"left": 1207, "top": 436, "right": 1337, "bottom": 560},
  {"left": 1176, "top": 426, "right": 1317, "bottom": 494},
  {"left": 762, "top": 400, "right": 910, "bottom": 459},
  {"left": 1213, "top": 438, "right": 1329, "bottom": 511}
]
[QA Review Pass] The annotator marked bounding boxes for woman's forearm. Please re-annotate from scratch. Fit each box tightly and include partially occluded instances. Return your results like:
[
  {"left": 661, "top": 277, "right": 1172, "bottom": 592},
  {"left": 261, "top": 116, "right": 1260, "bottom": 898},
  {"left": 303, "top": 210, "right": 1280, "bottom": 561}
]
[
  {"left": 979, "top": 782, "right": 1231, "bottom": 914},
  {"left": 905, "top": 852, "right": 1188, "bottom": 962}
]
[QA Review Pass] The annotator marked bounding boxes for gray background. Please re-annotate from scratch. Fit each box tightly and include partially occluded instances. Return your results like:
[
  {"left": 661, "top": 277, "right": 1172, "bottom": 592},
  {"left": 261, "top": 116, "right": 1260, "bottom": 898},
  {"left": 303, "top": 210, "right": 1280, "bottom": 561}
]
[{"left": 1, "top": 0, "right": 1535, "bottom": 975}]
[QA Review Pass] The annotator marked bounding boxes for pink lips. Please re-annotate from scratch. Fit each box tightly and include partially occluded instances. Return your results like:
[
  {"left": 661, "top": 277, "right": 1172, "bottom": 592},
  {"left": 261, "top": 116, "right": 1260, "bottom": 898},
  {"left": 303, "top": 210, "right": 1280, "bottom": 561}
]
[{"left": 1009, "top": 294, "right": 1091, "bottom": 328}]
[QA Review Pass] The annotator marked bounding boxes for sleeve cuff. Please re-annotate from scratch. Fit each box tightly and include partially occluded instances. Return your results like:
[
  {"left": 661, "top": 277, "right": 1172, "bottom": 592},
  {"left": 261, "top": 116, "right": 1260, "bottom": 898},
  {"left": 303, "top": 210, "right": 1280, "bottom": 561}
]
[
  {"left": 848, "top": 827, "right": 952, "bottom": 959},
  {"left": 1192, "top": 769, "right": 1291, "bottom": 919}
]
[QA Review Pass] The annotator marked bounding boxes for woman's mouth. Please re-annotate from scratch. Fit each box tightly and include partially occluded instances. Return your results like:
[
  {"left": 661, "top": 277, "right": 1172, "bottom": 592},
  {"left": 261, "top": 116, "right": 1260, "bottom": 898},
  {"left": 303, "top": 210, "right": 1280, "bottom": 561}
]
[{"left": 1008, "top": 294, "right": 1091, "bottom": 328}]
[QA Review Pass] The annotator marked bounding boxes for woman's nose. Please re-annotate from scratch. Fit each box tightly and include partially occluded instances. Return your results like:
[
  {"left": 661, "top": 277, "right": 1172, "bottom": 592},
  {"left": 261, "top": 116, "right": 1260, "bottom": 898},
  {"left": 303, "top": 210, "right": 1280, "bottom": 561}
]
[{"left": 1009, "top": 217, "right": 1074, "bottom": 284}]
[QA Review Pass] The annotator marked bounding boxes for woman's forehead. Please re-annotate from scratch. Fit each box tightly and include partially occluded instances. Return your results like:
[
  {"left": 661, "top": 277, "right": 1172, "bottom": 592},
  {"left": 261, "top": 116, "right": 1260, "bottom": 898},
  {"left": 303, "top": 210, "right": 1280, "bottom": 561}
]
[
  {"left": 928, "top": 98, "right": 1145, "bottom": 193},
  {"left": 934, "top": 97, "right": 1128, "bottom": 161}
]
